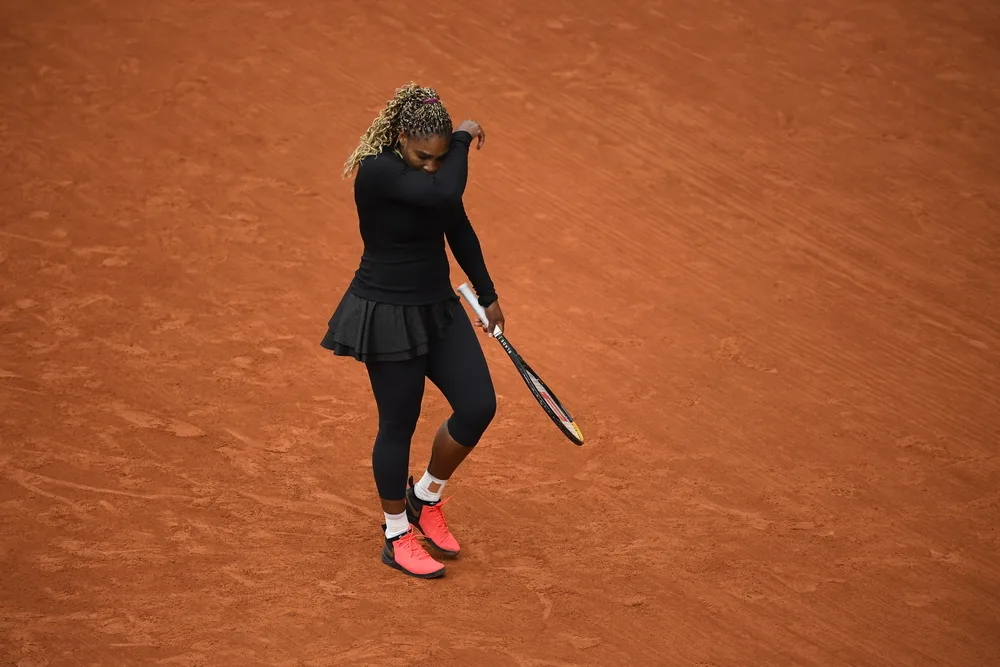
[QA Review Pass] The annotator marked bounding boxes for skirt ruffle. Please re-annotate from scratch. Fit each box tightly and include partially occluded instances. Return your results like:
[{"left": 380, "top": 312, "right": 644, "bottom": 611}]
[{"left": 320, "top": 291, "right": 459, "bottom": 363}]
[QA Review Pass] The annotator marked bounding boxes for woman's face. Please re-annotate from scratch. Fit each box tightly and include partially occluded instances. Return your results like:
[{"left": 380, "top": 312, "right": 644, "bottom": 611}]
[{"left": 398, "top": 132, "right": 450, "bottom": 174}]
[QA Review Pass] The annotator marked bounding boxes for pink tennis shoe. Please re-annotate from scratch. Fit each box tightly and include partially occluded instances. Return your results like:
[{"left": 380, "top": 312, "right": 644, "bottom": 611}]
[
  {"left": 381, "top": 526, "right": 445, "bottom": 579},
  {"left": 405, "top": 476, "right": 461, "bottom": 557}
]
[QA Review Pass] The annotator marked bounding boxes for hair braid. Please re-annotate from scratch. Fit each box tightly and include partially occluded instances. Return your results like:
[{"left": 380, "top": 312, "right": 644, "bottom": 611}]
[{"left": 342, "top": 82, "right": 454, "bottom": 178}]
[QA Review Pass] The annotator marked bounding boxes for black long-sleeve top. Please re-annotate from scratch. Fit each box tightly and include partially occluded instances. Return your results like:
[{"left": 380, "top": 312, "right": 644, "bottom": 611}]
[{"left": 346, "top": 130, "right": 498, "bottom": 308}]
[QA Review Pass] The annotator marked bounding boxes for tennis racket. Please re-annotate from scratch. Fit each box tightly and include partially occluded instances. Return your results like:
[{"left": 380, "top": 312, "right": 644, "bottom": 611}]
[{"left": 456, "top": 282, "right": 584, "bottom": 446}]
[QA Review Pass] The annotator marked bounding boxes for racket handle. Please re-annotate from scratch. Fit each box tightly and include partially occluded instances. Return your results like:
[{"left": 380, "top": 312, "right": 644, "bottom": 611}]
[{"left": 456, "top": 282, "right": 502, "bottom": 338}]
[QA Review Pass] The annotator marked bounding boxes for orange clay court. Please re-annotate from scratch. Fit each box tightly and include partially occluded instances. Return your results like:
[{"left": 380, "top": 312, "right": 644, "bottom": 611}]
[{"left": 2, "top": 1, "right": 999, "bottom": 665}]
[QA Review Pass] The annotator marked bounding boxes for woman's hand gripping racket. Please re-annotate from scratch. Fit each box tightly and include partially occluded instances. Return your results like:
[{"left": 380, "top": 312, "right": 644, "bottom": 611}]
[{"left": 456, "top": 283, "right": 584, "bottom": 446}]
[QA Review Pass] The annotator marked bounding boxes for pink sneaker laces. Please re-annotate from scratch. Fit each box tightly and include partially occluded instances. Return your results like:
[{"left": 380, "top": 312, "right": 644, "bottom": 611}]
[{"left": 395, "top": 531, "right": 434, "bottom": 561}]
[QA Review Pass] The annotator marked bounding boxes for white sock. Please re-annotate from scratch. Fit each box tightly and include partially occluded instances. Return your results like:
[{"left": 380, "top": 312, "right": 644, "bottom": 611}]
[
  {"left": 414, "top": 470, "right": 447, "bottom": 503},
  {"left": 384, "top": 511, "right": 409, "bottom": 539}
]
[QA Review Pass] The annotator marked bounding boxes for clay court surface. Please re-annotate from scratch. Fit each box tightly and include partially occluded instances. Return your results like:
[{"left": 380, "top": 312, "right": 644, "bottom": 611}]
[{"left": 3, "top": 0, "right": 1000, "bottom": 665}]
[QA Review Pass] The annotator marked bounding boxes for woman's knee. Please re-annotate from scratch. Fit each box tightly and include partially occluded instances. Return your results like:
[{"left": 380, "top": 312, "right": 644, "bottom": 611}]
[
  {"left": 472, "top": 390, "right": 497, "bottom": 432},
  {"left": 377, "top": 411, "right": 420, "bottom": 439},
  {"left": 449, "top": 388, "right": 497, "bottom": 447}
]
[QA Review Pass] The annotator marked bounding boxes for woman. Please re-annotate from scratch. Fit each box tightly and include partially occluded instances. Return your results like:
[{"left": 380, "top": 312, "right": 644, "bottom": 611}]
[{"left": 321, "top": 83, "right": 503, "bottom": 579}]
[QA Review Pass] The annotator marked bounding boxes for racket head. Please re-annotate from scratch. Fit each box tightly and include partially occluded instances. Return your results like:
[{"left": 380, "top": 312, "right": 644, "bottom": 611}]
[{"left": 500, "top": 339, "right": 583, "bottom": 446}]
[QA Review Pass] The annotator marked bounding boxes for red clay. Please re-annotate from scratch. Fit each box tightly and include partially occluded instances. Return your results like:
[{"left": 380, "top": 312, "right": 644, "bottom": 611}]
[{"left": 2, "top": 1, "right": 999, "bottom": 665}]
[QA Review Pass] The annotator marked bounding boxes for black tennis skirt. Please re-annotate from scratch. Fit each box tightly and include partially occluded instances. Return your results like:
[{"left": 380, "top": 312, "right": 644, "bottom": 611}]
[{"left": 320, "top": 290, "right": 460, "bottom": 363}]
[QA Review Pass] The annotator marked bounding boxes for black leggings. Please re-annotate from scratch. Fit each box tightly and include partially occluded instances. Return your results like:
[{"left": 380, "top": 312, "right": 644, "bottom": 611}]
[{"left": 365, "top": 310, "right": 496, "bottom": 501}]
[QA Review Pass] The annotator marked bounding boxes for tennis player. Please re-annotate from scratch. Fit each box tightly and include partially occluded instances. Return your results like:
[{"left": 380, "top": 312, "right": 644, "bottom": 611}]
[{"left": 321, "top": 83, "right": 503, "bottom": 579}]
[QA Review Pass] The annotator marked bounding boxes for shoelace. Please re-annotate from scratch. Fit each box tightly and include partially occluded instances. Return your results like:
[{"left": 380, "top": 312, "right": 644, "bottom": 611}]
[
  {"left": 419, "top": 496, "right": 452, "bottom": 533},
  {"left": 396, "top": 532, "right": 433, "bottom": 561}
]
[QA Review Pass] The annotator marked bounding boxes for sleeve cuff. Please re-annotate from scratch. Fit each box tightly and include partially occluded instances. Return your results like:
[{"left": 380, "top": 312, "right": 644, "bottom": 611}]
[{"left": 477, "top": 291, "right": 498, "bottom": 308}]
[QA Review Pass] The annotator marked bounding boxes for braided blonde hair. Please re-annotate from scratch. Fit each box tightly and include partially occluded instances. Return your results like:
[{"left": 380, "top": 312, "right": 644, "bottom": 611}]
[{"left": 342, "top": 82, "right": 453, "bottom": 178}]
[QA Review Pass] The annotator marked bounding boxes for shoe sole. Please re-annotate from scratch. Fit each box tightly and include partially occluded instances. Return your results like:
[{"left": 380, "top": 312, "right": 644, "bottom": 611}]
[{"left": 381, "top": 549, "right": 445, "bottom": 579}]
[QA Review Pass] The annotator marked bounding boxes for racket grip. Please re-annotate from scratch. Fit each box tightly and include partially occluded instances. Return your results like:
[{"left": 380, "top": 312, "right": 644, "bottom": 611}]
[{"left": 456, "top": 282, "right": 501, "bottom": 337}]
